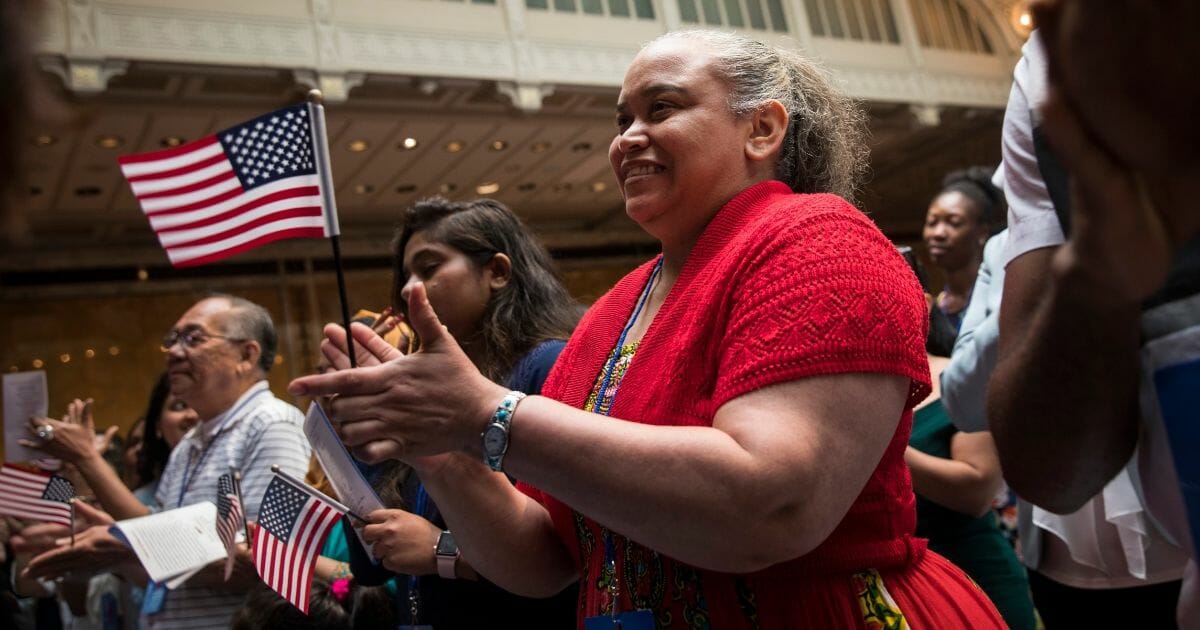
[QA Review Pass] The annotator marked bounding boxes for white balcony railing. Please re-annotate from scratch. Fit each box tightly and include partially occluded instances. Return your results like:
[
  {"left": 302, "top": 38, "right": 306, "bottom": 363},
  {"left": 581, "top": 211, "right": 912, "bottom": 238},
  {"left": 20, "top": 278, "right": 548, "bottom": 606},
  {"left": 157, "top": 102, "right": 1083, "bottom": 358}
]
[{"left": 35, "top": 0, "right": 1022, "bottom": 108}]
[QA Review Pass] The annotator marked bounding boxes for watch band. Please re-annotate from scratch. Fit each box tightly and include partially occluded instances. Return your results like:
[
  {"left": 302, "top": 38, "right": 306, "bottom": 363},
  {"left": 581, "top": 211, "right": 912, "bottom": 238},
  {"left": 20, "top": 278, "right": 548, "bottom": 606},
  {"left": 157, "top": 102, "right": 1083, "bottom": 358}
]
[
  {"left": 435, "top": 530, "right": 458, "bottom": 579},
  {"left": 482, "top": 391, "right": 526, "bottom": 471}
]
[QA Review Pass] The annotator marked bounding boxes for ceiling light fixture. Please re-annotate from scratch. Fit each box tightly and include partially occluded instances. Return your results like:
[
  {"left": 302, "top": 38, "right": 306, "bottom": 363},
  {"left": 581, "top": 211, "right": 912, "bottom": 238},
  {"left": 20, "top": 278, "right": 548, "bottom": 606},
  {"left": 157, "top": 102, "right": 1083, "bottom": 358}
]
[
  {"left": 590, "top": 181, "right": 607, "bottom": 193},
  {"left": 1010, "top": 2, "right": 1034, "bottom": 37},
  {"left": 476, "top": 182, "right": 500, "bottom": 195},
  {"left": 445, "top": 140, "right": 465, "bottom": 153},
  {"left": 33, "top": 134, "right": 56, "bottom": 147},
  {"left": 571, "top": 142, "right": 592, "bottom": 153},
  {"left": 347, "top": 139, "right": 369, "bottom": 152},
  {"left": 353, "top": 184, "right": 375, "bottom": 195},
  {"left": 95, "top": 135, "right": 124, "bottom": 149},
  {"left": 440, "top": 183, "right": 458, "bottom": 193},
  {"left": 401, "top": 137, "right": 419, "bottom": 150},
  {"left": 530, "top": 141, "right": 551, "bottom": 153},
  {"left": 489, "top": 140, "right": 508, "bottom": 151},
  {"left": 160, "top": 136, "right": 186, "bottom": 148},
  {"left": 396, "top": 183, "right": 417, "bottom": 194}
]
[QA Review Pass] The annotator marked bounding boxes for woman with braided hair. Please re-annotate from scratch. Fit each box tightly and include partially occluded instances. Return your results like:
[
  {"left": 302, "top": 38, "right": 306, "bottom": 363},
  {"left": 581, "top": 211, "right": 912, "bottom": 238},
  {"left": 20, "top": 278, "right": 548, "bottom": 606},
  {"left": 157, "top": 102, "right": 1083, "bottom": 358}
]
[{"left": 293, "top": 30, "right": 1003, "bottom": 627}]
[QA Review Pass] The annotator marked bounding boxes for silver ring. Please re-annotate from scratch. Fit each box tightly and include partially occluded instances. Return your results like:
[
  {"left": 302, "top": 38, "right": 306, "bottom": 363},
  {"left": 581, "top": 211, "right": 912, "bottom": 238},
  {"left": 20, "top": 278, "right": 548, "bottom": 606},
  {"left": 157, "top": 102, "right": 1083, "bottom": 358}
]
[{"left": 36, "top": 424, "right": 55, "bottom": 441}]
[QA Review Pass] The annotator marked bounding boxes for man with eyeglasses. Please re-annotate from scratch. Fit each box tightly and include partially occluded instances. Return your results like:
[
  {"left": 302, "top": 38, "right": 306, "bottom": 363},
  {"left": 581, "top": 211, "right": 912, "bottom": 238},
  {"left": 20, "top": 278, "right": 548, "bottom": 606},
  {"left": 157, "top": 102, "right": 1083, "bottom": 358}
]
[{"left": 22, "top": 294, "right": 310, "bottom": 629}]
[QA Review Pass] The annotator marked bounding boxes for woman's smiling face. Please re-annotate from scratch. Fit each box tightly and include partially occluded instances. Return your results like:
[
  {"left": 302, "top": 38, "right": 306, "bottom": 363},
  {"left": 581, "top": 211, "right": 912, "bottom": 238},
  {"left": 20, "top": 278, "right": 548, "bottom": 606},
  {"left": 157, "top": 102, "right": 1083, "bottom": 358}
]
[{"left": 608, "top": 37, "right": 759, "bottom": 245}]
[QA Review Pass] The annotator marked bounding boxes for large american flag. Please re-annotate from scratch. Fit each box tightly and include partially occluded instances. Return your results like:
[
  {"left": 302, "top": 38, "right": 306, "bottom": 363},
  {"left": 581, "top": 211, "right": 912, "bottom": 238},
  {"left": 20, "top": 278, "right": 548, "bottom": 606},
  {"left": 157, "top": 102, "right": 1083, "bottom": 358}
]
[
  {"left": 117, "top": 104, "right": 333, "bottom": 267},
  {"left": 216, "top": 473, "right": 245, "bottom": 581},
  {"left": 252, "top": 474, "right": 343, "bottom": 613},
  {"left": 0, "top": 463, "right": 75, "bottom": 526}
]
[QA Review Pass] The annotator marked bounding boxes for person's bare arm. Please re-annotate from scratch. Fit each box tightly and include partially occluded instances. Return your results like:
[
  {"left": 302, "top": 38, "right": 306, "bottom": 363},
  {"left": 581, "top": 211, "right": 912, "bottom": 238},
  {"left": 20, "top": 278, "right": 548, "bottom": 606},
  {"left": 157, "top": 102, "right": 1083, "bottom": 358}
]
[
  {"left": 906, "top": 432, "right": 1003, "bottom": 518},
  {"left": 291, "top": 284, "right": 909, "bottom": 583},
  {"left": 989, "top": 246, "right": 1141, "bottom": 513},
  {"left": 500, "top": 372, "right": 907, "bottom": 573}
]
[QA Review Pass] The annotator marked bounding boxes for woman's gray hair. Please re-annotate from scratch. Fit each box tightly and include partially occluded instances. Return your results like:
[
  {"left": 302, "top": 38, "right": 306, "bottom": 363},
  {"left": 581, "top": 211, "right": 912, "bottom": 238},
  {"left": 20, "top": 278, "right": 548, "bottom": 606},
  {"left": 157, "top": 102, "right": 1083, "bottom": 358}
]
[{"left": 651, "top": 30, "right": 869, "bottom": 202}]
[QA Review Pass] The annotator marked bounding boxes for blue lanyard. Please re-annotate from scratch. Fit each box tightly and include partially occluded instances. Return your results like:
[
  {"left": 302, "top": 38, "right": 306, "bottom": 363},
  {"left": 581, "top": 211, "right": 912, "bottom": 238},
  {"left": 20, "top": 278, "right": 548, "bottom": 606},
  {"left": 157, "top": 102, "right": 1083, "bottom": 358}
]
[
  {"left": 591, "top": 258, "right": 662, "bottom": 417},
  {"left": 592, "top": 257, "right": 662, "bottom": 612},
  {"left": 176, "top": 388, "right": 266, "bottom": 507}
]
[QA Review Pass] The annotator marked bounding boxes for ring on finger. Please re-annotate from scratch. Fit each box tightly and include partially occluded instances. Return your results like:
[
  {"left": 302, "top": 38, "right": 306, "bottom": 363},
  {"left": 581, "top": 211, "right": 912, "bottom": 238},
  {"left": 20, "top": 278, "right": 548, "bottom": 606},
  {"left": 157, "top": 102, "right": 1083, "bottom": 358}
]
[{"left": 36, "top": 424, "right": 55, "bottom": 441}]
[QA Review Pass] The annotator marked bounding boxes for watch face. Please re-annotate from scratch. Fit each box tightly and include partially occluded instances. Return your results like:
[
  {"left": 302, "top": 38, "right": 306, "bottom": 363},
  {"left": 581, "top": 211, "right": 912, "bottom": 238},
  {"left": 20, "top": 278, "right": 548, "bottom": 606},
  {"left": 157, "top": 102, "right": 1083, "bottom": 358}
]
[
  {"left": 483, "top": 423, "right": 507, "bottom": 456},
  {"left": 436, "top": 531, "right": 457, "bottom": 555}
]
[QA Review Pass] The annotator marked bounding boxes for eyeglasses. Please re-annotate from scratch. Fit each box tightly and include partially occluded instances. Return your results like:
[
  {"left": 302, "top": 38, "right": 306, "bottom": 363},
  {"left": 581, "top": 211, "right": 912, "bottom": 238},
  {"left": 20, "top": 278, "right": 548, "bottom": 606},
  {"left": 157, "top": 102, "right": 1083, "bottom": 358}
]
[{"left": 161, "top": 328, "right": 246, "bottom": 352}]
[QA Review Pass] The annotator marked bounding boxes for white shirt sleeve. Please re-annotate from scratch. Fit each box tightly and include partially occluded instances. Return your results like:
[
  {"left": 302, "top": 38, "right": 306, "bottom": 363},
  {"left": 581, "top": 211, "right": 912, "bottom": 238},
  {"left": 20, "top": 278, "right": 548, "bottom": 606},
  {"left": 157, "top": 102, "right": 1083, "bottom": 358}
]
[
  {"left": 941, "top": 230, "right": 1008, "bottom": 432},
  {"left": 1001, "top": 31, "right": 1066, "bottom": 268}
]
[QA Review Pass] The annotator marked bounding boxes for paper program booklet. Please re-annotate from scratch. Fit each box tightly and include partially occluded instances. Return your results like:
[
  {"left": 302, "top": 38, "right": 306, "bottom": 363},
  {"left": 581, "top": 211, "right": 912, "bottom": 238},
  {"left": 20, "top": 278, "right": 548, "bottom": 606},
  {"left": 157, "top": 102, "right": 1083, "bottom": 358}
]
[
  {"left": 303, "top": 402, "right": 384, "bottom": 562},
  {"left": 109, "top": 501, "right": 229, "bottom": 588}
]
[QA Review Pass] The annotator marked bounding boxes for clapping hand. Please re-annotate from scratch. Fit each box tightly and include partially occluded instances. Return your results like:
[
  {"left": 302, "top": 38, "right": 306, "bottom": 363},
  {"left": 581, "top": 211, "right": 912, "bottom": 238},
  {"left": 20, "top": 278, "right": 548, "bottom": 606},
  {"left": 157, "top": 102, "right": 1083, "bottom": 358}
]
[
  {"left": 20, "top": 398, "right": 116, "bottom": 465},
  {"left": 289, "top": 282, "right": 506, "bottom": 466},
  {"left": 20, "top": 500, "right": 132, "bottom": 581}
]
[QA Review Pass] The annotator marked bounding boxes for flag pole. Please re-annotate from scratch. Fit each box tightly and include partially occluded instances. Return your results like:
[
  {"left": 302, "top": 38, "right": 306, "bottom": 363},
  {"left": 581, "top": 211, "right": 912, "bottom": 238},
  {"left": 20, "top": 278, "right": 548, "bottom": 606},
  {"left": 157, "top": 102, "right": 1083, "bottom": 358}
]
[
  {"left": 306, "top": 89, "right": 358, "bottom": 369},
  {"left": 231, "top": 468, "right": 252, "bottom": 545}
]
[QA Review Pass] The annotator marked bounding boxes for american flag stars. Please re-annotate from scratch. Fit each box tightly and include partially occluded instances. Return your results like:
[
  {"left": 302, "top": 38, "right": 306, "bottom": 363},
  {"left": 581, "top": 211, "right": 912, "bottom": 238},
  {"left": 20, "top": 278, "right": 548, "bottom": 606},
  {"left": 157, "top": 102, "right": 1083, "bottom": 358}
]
[
  {"left": 218, "top": 106, "right": 315, "bottom": 188},
  {"left": 257, "top": 476, "right": 309, "bottom": 544}
]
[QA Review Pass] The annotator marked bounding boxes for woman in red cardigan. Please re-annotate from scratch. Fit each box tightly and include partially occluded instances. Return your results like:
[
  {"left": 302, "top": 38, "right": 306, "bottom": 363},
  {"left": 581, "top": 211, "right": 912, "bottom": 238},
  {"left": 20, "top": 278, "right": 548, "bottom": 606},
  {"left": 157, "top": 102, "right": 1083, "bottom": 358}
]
[{"left": 291, "top": 30, "right": 1004, "bottom": 628}]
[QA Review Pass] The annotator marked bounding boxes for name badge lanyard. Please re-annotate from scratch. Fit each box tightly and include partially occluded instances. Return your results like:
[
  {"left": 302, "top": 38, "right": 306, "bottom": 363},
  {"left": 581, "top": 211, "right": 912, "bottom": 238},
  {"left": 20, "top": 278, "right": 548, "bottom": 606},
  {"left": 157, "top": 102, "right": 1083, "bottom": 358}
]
[
  {"left": 176, "top": 387, "right": 267, "bottom": 508},
  {"left": 590, "top": 258, "right": 661, "bottom": 618},
  {"left": 405, "top": 484, "right": 431, "bottom": 626}
]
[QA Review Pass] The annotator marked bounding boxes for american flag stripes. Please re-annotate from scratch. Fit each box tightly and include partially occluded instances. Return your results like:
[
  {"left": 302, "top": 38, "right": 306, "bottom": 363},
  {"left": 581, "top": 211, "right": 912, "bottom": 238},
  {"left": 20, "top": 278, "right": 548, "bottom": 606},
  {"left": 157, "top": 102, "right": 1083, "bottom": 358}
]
[
  {"left": 117, "top": 104, "right": 333, "bottom": 267},
  {"left": 216, "top": 473, "right": 245, "bottom": 580},
  {"left": 0, "top": 463, "right": 75, "bottom": 526},
  {"left": 252, "top": 474, "right": 344, "bottom": 613}
]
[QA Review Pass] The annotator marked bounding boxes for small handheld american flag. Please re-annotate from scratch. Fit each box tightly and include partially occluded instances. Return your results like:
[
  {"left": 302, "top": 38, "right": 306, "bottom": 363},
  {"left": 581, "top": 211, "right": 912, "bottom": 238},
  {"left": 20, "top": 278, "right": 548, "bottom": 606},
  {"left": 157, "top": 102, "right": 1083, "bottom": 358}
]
[
  {"left": 252, "top": 472, "right": 345, "bottom": 613},
  {"left": 216, "top": 472, "right": 246, "bottom": 581},
  {"left": 0, "top": 463, "right": 75, "bottom": 526}
]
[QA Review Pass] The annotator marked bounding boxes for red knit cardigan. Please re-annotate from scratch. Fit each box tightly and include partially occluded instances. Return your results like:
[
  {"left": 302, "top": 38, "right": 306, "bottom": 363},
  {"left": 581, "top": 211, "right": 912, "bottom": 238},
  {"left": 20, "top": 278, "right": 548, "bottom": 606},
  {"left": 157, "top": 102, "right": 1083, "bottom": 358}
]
[{"left": 521, "top": 181, "right": 933, "bottom": 620}]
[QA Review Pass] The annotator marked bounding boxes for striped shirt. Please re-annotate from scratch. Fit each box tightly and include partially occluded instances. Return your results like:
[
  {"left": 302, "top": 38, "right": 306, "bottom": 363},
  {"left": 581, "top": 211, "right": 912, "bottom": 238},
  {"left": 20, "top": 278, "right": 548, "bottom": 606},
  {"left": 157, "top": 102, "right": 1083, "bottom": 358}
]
[{"left": 150, "top": 381, "right": 309, "bottom": 629}]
